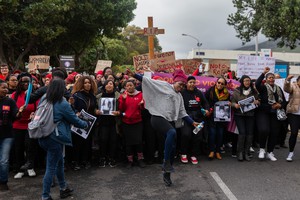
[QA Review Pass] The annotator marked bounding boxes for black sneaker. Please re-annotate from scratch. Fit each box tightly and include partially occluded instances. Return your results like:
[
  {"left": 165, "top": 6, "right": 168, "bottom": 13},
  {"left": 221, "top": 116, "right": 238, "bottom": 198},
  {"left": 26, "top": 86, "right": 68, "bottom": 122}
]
[
  {"left": 42, "top": 196, "right": 53, "bottom": 200},
  {"left": 73, "top": 163, "right": 81, "bottom": 171},
  {"left": 108, "top": 160, "right": 117, "bottom": 168},
  {"left": 163, "top": 172, "right": 172, "bottom": 186},
  {"left": 137, "top": 159, "right": 146, "bottom": 168},
  {"left": 84, "top": 162, "right": 91, "bottom": 170},
  {"left": 20, "top": 162, "right": 33, "bottom": 171},
  {"left": 60, "top": 187, "right": 73, "bottom": 199}
]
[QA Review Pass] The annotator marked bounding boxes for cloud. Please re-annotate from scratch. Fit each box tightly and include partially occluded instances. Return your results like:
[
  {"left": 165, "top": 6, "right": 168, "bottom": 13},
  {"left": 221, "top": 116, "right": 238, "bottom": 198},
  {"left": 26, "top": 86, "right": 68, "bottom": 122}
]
[{"left": 130, "top": 0, "right": 266, "bottom": 59}]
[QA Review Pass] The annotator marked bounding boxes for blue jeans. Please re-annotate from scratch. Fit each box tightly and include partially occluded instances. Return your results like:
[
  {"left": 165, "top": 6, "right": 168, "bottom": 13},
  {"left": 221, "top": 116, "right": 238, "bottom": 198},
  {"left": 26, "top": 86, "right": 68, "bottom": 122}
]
[
  {"left": 209, "top": 124, "right": 224, "bottom": 153},
  {"left": 0, "top": 138, "right": 14, "bottom": 184},
  {"left": 39, "top": 137, "right": 66, "bottom": 199}
]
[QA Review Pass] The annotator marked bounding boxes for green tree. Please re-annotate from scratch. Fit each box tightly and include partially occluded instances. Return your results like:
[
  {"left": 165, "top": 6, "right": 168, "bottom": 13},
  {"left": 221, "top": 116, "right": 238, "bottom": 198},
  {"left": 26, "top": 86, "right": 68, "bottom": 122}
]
[
  {"left": 0, "top": 0, "right": 136, "bottom": 70},
  {"left": 228, "top": 0, "right": 300, "bottom": 48}
]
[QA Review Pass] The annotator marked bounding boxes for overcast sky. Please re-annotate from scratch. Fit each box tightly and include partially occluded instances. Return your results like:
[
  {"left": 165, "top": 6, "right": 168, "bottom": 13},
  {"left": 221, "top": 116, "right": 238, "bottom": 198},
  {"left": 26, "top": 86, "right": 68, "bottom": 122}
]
[{"left": 129, "top": 0, "right": 266, "bottom": 59}]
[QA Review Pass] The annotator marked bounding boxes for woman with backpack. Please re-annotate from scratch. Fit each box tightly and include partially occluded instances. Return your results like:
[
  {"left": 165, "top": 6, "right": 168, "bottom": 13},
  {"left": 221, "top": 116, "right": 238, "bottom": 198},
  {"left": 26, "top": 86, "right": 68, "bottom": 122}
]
[{"left": 38, "top": 79, "right": 87, "bottom": 200}]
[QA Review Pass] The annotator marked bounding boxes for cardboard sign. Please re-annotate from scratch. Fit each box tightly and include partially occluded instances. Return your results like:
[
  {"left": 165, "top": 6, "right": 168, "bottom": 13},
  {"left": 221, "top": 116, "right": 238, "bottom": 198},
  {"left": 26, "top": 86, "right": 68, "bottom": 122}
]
[
  {"left": 208, "top": 59, "right": 230, "bottom": 77},
  {"left": 133, "top": 51, "right": 176, "bottom": 73},
  {"left": 28, "top": 55, "right": 50, "bottom": 70},
  {"left": 237, "top": 55, "right": 275, "bottom": 79},
  {"left": 59, "top": 55, "right": 75, "bottom": 71},
  {"left": 95, "top": 60, "right": 112, "bottom": 73},
  {"left": 176, "top": 59, "right": 201, "bottom": 75}
]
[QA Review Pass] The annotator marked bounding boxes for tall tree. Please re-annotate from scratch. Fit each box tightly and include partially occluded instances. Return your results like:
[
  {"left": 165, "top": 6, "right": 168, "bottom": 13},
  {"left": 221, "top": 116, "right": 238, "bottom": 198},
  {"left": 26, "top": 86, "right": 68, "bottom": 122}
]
[
  {"left": 228, "top": 0, "right": 300, "bottom": 48},
  {"left": 0, "top": 0, "right": 136, "bottom": 70}
]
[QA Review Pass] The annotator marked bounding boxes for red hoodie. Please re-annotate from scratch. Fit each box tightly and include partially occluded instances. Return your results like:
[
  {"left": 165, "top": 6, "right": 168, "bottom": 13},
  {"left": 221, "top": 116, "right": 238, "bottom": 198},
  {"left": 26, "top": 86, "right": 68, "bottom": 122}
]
[
  {"left": 11, "top": 91, "right": 38, "bottom": 129},
  {"left": 118, "top": 91, "right": 144, "bottom": 124}
]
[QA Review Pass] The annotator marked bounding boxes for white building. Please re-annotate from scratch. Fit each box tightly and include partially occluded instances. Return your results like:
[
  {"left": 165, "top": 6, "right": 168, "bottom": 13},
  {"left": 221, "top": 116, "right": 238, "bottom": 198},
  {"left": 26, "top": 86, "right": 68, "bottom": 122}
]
[{"left": 187, "top": 48, "right": 300, "bottom": 75}]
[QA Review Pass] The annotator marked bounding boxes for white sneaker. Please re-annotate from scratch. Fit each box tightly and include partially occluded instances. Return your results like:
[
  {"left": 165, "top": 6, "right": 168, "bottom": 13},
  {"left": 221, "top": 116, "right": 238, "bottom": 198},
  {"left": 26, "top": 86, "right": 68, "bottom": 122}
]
[
  {"left": 258, "top": 148, "right": 265, "bottom": 159},
  {"left": 286, "top": 152, "right": 294, "bottom": 162},
  {"left": 14, "top": 172, "right": 25, "bottom": 179},
  {"left": 267, "top": 152, "right": 277, "bottom": 161},
  {"left": 250, "top": 147, "right": 255, "bottom": 153},
  {"left": 180, "top": 155, "right": 188, "bottom": 163},
  {"left": 27, "top": 169, "right": 36, "bottom": 177}
]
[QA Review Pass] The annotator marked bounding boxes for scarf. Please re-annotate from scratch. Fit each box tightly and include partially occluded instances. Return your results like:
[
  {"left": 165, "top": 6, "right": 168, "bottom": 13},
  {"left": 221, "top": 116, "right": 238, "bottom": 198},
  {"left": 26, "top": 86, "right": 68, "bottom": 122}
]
[
  {"left": 265, "top": 83, "right": 283, "bottom": 104},
  {"left": 243, "top": 87, "right": 251, "bottom": 96},
  {"left": 215, "top": 87, "right": 229, "bottom": 101}
]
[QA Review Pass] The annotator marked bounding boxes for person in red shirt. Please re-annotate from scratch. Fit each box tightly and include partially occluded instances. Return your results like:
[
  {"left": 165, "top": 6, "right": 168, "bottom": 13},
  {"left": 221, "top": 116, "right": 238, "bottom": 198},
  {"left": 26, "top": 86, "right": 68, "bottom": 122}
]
[
  {"left": 11, "top": 72, "right": 38, "bottom": 179},
  {"left": 0, "top": 64, "right": 10, "bottom": 81},
  {"left": 119, "top": 80, "right": 146, "bottom": 168}
]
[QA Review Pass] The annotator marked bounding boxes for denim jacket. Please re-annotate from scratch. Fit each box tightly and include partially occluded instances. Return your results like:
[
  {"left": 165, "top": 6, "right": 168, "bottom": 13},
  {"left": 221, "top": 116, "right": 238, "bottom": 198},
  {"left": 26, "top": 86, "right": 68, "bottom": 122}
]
[{"left": 50, "top": 99, "right": 87, "bottom": 146}]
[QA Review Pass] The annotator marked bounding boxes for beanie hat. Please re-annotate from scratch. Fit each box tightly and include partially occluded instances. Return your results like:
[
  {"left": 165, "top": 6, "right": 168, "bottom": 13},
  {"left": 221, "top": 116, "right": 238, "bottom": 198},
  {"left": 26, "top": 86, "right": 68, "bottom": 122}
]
[
  {"left": 45, "top": 73, "right": 52, "bottom": 80},
  {"left": 65, "top": 74, "right": 75, "bottom": 84},
  {"left": 96, "top": 70, "right": 103, "bottom": 76},
  {"left": 173, "top": 69, "right": 187, "bottom": 83},
  {"left": 17, "top": 72, "right": 32, "bottom": 81},
  {"left": 187, "top": 76, "right": 196, "bottom": 82},
  {"left": 31, "top": 75, "right": 39, "bottom": 83}
]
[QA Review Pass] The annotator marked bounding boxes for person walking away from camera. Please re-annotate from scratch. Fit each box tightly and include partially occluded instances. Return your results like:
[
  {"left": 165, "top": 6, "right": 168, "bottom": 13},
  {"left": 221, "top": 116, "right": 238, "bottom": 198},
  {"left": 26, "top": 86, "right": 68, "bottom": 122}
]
[
  {"left": 39, "top": 79, "right": 88, "bottom": 200},
  {"left": 205, "top": 77, "right": 231, "bottom": 160},
  {"left": 118, "top": 80, "right": 146, "bottom": 168},
  {"left": 284, "top": 75, "right": 300, "bottom": 161},
  {"left": 126, "top": 69, "right": 199, "bottom": 186},
  {"left": 0, "top": 79, "right": 19, "bottom": 191},
  {"left": 255, "top": 67, "right": 287, "bottom": 161},
  {"left": 231, "top": 75, "right": 259, "bottom": 161},
  {"left": 180, "top": 76, "right": 209, "bottom": 164}
]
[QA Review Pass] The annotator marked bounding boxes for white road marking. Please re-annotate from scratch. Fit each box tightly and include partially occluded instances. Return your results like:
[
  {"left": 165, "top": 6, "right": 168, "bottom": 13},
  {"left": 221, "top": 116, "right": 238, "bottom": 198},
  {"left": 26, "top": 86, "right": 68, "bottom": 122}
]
[{"left": 210, "top": 172, "right": 238, "bottom": 200}]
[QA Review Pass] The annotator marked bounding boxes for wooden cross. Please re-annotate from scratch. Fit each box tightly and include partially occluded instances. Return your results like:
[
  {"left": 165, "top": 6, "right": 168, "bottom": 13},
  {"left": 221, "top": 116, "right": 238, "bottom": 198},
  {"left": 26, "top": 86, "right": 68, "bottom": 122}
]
[{"left": 135, "top": 16, "right": 165, "bottom": 59}]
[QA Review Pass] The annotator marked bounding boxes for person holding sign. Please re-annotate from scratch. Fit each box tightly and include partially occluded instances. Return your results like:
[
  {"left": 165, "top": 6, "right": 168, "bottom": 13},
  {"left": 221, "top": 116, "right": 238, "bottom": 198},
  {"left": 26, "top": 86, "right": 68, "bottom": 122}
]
[
  {"left": 255, "top": 67, "right": 287, "bottom": 161},
  {"left": 71, "top": 76, "right": 98, "bottom": 170},
  {"left": 126, "top": 68, "right": 199, "bottom": 187},
  {"left": 231, "top": 75, "right": 260, "bottom": 161},
  {"left": 283, "top": 75, "right": 300, "bottom": 161},
  {"left": 205, "top": 77, "right": 231, "bottom": 160}
]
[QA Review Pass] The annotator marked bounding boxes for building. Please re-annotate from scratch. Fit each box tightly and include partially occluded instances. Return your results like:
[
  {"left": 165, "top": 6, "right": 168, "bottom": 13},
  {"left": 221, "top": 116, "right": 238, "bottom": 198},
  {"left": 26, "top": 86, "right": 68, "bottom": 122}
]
[{"left": 187, "top": 48, "right": 300, "bottom": 76}]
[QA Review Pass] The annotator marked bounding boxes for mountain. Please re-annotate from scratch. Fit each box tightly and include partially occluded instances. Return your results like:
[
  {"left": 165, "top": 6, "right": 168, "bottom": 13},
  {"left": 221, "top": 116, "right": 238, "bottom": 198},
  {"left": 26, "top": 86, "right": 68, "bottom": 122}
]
[{"left": 235, "top": 40, "right": 300, "bottom": 53}]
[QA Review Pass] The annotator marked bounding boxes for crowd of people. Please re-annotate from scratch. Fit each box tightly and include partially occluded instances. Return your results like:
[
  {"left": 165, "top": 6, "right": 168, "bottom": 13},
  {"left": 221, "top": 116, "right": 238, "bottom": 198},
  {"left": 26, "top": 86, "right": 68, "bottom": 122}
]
[{"left": 0, "top": 63, "right": 300, "bottom": 199}]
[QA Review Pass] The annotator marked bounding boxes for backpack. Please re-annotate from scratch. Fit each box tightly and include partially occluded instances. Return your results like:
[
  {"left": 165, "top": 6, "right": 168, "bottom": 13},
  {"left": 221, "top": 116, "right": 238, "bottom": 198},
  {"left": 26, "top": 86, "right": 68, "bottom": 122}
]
[{"left": 28, "top": 96, "right": 57, "bottom": 139}]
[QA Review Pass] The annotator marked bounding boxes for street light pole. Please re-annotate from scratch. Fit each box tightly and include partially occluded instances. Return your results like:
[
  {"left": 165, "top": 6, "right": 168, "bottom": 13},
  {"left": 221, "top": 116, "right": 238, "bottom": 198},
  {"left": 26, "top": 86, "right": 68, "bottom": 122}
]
[{"left": 182, "top": 33, "right": 202, "bottom": 47}]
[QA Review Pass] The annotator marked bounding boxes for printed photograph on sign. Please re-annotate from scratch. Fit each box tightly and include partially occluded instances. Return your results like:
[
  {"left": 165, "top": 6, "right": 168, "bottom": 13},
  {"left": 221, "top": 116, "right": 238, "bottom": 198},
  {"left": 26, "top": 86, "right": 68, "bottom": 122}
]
[
  {"left": 71, "top": 110, "right": 97, "bottom": 139},
  {"left": 99, "top": 98, "right": 116, "bottom": 115},
  {"left": 238, "top": 96, "right": 257, "bottom": 113},
  {"left": 214, "top": 101, "right": 231, "bottom": 122}
]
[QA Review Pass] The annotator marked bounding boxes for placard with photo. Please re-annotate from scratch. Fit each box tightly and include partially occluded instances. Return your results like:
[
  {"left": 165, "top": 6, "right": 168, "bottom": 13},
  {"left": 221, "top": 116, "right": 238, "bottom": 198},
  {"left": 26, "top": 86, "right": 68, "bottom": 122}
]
[
  {"left": 238, "top": 96, "right": 257, "bottom": 113},
  {"left": 71, "top": 109, "right": 97, "bottom": 139},
  {"left": 214, "top": 101, "right": 231, "bottom": 122},
  {"left": 98, "top": 97, "right": 116, "bottom": 115}
]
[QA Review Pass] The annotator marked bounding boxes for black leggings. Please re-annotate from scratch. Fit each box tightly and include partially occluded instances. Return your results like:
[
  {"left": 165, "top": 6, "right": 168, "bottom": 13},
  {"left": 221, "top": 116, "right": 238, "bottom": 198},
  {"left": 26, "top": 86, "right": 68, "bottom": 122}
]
[
  {"left": 99, "top": 125, "right": 117, "bottom": 159},
  {"left": 288, "top": 114, "right": 300, "bottom": 152},
  {"left": 256, "top": 111, "right": 282, "bottom": 153}
]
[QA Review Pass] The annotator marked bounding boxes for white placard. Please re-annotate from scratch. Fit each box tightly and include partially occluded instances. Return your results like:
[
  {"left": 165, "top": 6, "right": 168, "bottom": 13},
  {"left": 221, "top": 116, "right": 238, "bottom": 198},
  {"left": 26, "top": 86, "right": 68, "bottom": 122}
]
[
  {"left": 71, "top": 110, "right": 97, "bottom": 139},
  {"left": 237, "top": 55, "right": 275, "bottom": 79}
]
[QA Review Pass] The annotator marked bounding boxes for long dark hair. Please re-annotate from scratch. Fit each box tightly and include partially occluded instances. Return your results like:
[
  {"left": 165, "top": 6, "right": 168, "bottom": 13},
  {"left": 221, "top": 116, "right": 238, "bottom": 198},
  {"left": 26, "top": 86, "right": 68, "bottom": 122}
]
[{"left": 46, "top": 78, "right": 65, "bottom": 103}]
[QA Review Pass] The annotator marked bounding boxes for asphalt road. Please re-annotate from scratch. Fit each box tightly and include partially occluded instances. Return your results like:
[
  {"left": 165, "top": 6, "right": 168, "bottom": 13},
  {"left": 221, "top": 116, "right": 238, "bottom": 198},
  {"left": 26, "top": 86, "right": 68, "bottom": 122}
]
[{"left": 2, "top": 137, "right": 300, "bottom": 200}]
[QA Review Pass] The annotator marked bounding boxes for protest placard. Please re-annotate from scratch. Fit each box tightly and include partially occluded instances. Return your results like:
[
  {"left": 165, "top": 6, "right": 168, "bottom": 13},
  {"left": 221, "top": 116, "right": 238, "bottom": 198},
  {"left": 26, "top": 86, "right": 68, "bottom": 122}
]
[
  {"left": 176, "top": 59, "right": 201, "bottom": 75},
  {"left": 28, "top": 55, "right": 50, "bottom": 70},
  {"left": 238, "top": 96, "right": 257, "bottom": 113},
  {"left": 98, "top": 98, "right": 116, "bottom": 115},
  {"left": 94, "top": 60, "right": 112, "bottom": 73},
  {"left": 237, "top": 55, "right": 275, "bottom": 79},
  {"left": 71, "top": 109, "right": 97, "bottom": 139},
  {"left": 133, "top": 51, "right": 176, "bottom": 72},
  {"left": 214, "top": 101, "right": 231, "bottom": 122},
  {"left": 208, "top": 59, "right": 230, "bottom": 77},
  {"left": 59, "top": 55, "right": 75, "bottom": 71}
]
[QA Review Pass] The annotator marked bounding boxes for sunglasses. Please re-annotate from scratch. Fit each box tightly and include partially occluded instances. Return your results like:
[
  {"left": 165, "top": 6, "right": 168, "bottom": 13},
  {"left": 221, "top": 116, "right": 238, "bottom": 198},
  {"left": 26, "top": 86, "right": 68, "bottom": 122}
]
[{"left": 217, "top": 81, "right": 225, "bottom": 85}]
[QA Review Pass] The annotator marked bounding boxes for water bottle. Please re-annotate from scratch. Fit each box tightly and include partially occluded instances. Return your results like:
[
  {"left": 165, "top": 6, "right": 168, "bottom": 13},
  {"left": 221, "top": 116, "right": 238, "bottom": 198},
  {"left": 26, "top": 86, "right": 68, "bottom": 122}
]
[{"left": 193, "top": 121, "right": 205, "bottom": 134}]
